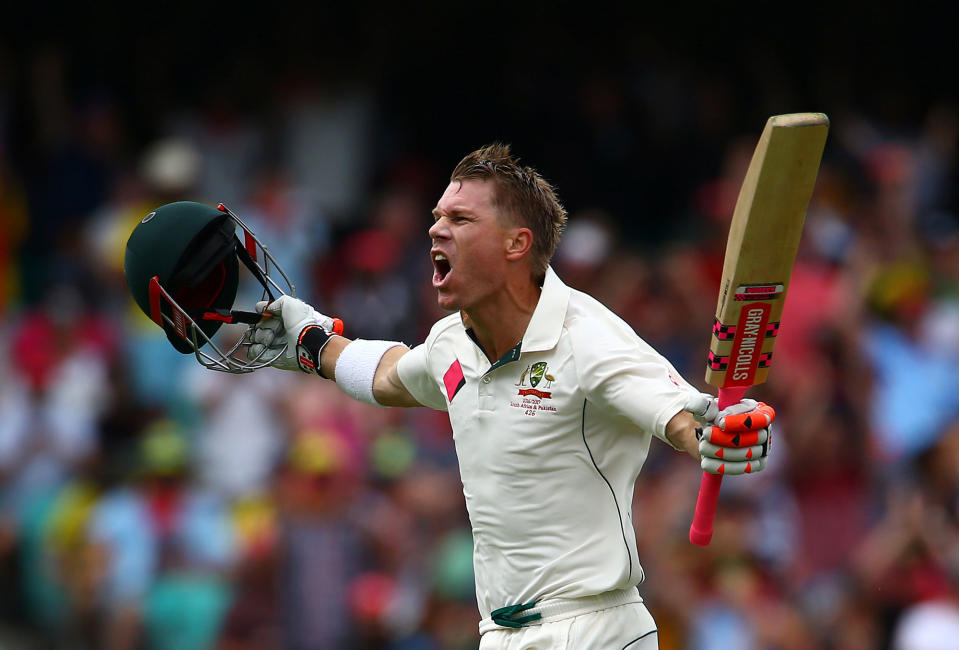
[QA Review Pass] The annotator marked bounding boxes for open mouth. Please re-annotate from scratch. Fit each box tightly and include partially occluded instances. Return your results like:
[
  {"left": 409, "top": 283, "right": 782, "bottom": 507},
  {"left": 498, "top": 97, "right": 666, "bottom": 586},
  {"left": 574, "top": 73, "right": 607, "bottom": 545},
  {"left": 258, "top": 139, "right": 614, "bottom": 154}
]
[{"left": 432, "top": 252, "right": 451, "bottom": 287}]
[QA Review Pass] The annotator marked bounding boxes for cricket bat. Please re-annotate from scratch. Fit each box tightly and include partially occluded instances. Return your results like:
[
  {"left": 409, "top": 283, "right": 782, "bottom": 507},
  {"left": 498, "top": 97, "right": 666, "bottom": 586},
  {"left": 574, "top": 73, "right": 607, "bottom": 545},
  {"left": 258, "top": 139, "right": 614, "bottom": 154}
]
[{"left": 689, "top": 113, "right": 829, "bottom": 546}]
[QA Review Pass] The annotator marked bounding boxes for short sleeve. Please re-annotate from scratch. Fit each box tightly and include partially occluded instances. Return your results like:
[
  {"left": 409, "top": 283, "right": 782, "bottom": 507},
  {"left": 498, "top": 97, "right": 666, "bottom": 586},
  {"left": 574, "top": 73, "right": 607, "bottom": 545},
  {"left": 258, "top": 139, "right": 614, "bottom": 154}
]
[
  {"left": 570, "top": 316, "right": 691, "bottom": 444},
  {"left": 396, "top": 344, "right": 449, "bottom": 412}
]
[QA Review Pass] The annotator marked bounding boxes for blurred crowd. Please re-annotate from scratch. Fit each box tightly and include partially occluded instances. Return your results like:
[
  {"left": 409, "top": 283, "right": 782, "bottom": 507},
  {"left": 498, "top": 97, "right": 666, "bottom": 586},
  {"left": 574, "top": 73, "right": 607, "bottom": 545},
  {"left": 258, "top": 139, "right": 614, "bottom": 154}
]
[{"left": 2, "top": 30, "right": 959, "bottom": 650}]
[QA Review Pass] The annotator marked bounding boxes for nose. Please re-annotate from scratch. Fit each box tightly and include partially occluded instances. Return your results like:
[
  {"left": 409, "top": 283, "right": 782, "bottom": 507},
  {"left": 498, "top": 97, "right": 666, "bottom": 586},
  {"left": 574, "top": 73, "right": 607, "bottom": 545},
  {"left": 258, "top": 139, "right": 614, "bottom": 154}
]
[{"left": 428, "top": 218, "right": 448, "bottom": 240}]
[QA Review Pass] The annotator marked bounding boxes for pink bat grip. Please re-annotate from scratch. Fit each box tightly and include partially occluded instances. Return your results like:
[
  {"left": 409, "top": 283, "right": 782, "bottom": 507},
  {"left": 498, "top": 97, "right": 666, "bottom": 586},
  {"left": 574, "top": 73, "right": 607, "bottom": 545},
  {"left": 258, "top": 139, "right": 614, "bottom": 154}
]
[{"left": 689, "top": 385, "right": 748, "bottom": 546}]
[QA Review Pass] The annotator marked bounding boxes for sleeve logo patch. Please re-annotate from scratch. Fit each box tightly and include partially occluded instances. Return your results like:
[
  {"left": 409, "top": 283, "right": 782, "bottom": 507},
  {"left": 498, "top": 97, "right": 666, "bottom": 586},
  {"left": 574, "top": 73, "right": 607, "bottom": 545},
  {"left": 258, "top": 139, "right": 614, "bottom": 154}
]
[{"left": 443, "top": 359, "right": 465, "bottom": 402}]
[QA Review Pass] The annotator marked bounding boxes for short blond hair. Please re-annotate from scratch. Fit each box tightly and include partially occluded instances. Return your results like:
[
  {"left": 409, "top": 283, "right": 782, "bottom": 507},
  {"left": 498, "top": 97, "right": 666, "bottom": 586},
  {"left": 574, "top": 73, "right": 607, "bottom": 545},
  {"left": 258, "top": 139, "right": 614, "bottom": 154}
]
[{"left": 451, "top": 143, "right": 567, "bottom": 283}]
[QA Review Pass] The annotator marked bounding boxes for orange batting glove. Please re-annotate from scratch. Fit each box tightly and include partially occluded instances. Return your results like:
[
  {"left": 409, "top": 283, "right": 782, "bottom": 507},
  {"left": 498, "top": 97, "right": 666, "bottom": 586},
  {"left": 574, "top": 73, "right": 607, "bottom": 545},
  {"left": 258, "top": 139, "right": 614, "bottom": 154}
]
[{"left": 696, "top": 399, "right": 774, "bottom": 475}]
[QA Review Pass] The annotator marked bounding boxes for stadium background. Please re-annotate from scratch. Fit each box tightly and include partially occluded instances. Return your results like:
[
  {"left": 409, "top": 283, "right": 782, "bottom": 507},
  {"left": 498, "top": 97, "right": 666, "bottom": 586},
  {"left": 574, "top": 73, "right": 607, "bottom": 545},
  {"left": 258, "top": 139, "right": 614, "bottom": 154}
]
[{"left": 1, "top": 5, "right": 958, "bottom": 649}]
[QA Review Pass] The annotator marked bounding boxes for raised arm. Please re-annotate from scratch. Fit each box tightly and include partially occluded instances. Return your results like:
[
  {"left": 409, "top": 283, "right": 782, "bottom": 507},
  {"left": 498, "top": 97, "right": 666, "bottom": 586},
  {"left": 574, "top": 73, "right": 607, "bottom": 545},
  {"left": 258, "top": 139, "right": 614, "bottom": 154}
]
[
  {"left": 248, "top": 295, "right": 422, "bottom": 408},
  {"left": 319, "top": 336, "right": 421, "bottom": 407}
]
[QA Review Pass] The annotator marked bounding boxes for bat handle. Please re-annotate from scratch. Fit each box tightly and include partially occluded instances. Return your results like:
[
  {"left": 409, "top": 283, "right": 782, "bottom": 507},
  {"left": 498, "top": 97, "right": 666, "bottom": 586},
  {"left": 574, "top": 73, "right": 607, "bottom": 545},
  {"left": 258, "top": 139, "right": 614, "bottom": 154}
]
[{"left": 689, "top": 385, "right": 748, "bottom": 546}]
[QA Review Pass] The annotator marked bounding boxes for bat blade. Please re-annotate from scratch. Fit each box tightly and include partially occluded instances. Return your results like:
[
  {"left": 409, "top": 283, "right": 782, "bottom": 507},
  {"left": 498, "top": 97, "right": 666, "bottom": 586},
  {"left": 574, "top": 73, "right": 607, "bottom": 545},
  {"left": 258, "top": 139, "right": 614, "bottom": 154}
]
[
  {"left": 706, "top": 112, "right": 830, "bottom": 389},
  {"left": 690, "top": 113, "right": 829, "bottom": 547}
]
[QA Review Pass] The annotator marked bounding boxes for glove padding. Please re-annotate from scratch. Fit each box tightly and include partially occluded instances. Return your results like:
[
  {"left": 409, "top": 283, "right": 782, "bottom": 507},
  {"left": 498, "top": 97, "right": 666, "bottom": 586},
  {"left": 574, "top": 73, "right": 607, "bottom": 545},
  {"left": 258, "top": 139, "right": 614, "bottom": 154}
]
[
  {"left": 684, "top": 391, "right": 720, "bottom": 425},
  {"left": 695, "top": 398, "right": 774, "bottom": 475},
  {"left": 248, "top": 296, "right": 340, "bottom": 374}
]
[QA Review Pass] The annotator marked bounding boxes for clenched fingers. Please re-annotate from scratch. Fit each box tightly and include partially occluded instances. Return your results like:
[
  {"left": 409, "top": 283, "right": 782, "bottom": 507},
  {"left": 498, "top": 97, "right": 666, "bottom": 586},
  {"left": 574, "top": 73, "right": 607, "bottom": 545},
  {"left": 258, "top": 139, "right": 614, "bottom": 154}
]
[
  {"left": 718, "top": 401, "right": 775, "bottom": 432},
  {"left": 698, "top": 425, "right": 769, "bottom": 448},
  {"left": 701, "top": 456, "right": 767, "bottom": 475}
]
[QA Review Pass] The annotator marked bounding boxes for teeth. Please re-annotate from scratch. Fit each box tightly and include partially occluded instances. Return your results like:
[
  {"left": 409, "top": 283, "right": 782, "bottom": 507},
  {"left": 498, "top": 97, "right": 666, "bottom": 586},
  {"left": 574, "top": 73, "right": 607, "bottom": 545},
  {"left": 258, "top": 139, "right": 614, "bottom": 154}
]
[{"left": 434, "top": 253, "right": 447, "bottom": 261}]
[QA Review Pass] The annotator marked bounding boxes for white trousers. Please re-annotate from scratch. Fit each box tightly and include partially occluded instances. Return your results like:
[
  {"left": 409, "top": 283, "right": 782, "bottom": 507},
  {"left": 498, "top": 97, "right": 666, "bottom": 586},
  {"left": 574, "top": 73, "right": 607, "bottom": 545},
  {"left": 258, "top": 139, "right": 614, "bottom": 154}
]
[{"left": 478, "top": 601, "right": 658, "bottom": 650}]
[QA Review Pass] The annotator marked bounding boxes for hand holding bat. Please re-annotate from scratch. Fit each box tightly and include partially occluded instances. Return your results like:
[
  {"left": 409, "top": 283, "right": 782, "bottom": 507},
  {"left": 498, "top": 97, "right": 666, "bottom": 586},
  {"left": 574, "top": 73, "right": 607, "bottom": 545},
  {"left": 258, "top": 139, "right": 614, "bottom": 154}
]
[
  {"left": 697, "top": 399, "right": 774, "bottom": 475},
  {"left": 689, "top": 113, "right": 829, "bottom": 546},
  {"left": 685, "top": 392, "right": 774, "bottom": 473}
]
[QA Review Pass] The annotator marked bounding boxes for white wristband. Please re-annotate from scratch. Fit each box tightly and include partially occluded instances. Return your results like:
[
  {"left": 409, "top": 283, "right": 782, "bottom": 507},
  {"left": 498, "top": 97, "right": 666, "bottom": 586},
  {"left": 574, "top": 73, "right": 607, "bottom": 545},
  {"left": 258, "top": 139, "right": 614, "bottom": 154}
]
[{"left": 334, "top": 339, "right": 406, "bottom": 406}]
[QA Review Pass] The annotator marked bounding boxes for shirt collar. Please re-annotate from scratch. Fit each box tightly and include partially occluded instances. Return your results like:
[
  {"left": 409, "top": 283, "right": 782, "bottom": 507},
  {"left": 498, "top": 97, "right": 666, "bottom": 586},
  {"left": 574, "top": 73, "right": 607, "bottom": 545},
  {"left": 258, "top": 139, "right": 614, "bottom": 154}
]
[{"left": 521, "top": 266, "right": 570, "bottom": 353}]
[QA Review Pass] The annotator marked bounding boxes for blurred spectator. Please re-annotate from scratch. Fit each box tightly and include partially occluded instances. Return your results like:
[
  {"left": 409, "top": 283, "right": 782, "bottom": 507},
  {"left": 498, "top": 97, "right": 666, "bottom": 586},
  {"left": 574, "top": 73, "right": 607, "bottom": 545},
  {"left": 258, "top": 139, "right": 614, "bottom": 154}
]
[
  {"left": 234, "top": 166, "right": 330, "bottom": 306},
  {"left": 186, "top": 363, "right": 290, "bottom": 501},
  {"left": 552, "top": 207, "right": 615, "bottom": 292},
  {"left": 273, "top": 427, "right": 370, "bottom": 649},
  {"left": 87, "top": 420, "right": 235, "bottom": 650},
  {"left": 278, "top": 72, "right": 375, "bottom": 223},
  {"left": 0, "top": 285, "right": 113, "bottom": 631},
  {"left": 218, "top": 494, "right": 280, "bottom": 650},
  {"left": 892, "top": 596, "right": 959, "bottom": 650},
  {"left": 332, "top": 227, "right": 415, "bottom": 341},
  {"left": 889, "top": 425, "right": 959, "bottom": 649},
  {"left": 168, "top": 99, "right": 265, "bottom": 208},
  {"left": 862, "top": 261, "right": 959, "bottom": 460}
]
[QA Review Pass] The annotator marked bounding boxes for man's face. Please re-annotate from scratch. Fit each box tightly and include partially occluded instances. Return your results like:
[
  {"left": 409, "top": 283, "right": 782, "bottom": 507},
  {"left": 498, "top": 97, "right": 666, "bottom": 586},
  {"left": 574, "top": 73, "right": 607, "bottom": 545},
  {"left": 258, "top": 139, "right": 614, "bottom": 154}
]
[{"left": 429, "top": 179, "right": 513, "bottom": 312}]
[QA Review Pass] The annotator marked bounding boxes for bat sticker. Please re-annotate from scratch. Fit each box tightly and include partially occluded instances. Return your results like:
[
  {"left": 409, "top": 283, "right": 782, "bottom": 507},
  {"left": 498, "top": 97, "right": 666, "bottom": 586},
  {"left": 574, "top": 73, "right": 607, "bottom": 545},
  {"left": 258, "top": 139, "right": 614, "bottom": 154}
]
[
  {"left": 727, "top": 303, "right": 772, "bottom": 384},
  {"left": 733, "top": 283, "right": 784, "bottom": 301}
]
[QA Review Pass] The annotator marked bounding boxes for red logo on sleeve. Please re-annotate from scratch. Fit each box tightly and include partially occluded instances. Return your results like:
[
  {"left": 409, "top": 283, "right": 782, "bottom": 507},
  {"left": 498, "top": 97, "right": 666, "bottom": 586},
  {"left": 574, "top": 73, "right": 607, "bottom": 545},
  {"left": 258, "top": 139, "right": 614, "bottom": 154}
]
[{"left": 444, "top": 359, "right": 465, "bottom": 402}]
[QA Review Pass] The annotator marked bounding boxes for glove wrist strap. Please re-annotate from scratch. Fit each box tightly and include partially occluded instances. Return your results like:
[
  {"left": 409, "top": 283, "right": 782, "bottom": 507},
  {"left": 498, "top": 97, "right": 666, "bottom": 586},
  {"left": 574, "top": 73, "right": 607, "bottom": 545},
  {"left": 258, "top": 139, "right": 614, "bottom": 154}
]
[{"left": 296, "top": 325, "right": 335, "bottom": 375}]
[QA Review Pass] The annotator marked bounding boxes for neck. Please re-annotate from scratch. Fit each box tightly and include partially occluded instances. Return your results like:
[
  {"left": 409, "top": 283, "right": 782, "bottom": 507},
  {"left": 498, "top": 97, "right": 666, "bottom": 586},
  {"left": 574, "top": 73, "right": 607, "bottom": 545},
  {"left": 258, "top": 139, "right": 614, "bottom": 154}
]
[{"left": 463, "top": 273, "right": 541, "bottom": 363}]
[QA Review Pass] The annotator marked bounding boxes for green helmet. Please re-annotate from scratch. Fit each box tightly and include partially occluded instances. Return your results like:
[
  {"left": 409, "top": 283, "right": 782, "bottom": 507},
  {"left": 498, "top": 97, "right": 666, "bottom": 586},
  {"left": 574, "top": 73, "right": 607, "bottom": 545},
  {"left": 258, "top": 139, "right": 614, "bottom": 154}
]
[{"left": 124, "top": 201, "right": 294, "bottom": 372}]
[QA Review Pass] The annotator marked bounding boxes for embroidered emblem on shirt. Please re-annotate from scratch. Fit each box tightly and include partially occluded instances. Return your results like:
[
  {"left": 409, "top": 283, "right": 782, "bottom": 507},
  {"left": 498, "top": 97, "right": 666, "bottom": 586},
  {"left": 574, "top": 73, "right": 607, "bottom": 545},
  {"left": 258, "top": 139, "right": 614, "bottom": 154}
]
[
  {"left": 529, "top": 361, "right": 546, "bottom": 387},
  {"left": 443, "top": 359, "right": 466, "bottom": 401},
  {"left": 515, "top": 361, "right": 554, "bottom": 399}
]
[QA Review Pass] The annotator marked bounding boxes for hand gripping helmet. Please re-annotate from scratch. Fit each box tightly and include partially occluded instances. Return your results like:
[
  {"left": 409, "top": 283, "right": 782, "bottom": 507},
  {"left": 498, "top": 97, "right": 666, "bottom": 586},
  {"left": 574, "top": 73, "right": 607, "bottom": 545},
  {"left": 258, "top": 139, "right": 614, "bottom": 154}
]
[{"left": 124, "top": 201, "right": 294, "bottom": 373}]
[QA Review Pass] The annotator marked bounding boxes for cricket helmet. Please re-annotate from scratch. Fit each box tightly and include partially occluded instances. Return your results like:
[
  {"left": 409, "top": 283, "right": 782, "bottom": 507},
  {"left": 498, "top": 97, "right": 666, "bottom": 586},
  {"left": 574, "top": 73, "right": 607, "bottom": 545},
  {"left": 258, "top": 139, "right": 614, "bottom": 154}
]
[{"left": 124, "top": 201, "right": 295, "bottom": 373}]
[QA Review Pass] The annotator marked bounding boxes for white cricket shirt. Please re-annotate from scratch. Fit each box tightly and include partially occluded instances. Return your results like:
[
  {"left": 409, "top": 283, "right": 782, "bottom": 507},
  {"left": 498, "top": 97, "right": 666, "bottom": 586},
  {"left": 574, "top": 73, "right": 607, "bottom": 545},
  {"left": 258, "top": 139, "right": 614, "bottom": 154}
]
[{"left": 397, "top": 267, "right": 692, "bottom": 619}]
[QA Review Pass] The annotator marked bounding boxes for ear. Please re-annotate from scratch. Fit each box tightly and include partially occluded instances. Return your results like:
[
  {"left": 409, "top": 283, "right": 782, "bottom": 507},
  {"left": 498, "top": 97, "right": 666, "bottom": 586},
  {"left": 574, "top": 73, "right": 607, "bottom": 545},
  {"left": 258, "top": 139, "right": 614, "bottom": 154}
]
[{"left": 505, "top": 228, "right": 533, "bottom": 262}]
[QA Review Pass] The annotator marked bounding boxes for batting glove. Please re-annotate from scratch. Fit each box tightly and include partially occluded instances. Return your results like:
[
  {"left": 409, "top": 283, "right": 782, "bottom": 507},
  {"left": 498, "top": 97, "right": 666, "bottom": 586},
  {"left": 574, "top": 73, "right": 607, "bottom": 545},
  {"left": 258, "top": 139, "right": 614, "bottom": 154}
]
[
  {"left": 684, "top": 391, "right": 720, "bottom": 425},
  {"left": 248, "top": 296, "right": 343, "bottom": 375},
  {"left": 696, "top": 399, "right": 774, "bottom": 475}
]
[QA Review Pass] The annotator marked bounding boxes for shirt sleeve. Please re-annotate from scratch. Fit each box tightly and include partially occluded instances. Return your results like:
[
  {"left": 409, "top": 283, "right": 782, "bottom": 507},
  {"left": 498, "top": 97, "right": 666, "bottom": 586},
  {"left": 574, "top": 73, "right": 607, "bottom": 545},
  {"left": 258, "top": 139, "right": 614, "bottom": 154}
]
[
  {"left": 396, "top": 343, "right": 449, "bottom": 412},
  {"left": 570, "top": 316, "right": 692, "bottom": 445}
]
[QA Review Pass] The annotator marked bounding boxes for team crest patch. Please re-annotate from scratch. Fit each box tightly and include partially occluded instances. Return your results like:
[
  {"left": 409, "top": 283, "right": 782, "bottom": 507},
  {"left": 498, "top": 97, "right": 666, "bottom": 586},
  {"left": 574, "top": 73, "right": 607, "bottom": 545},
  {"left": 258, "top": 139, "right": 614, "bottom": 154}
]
[
  {"left": 529, "top": 361, "right": 546, "bottom": 387},
  {"left": 516, "top": 361, "right": 554, "bottom": 399}
]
